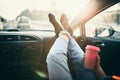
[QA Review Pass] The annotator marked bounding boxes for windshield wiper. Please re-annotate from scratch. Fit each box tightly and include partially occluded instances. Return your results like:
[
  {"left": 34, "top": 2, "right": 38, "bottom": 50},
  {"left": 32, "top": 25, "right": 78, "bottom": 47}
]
[{"left": 7, "top": 29, "right": 20, "bottom": 31}]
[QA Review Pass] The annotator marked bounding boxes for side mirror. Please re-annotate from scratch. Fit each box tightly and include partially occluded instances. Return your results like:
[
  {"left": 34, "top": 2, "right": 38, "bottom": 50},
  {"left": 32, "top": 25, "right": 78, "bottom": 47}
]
[{"left": 95, "top": 26, "right": 115, "bottom": 37}]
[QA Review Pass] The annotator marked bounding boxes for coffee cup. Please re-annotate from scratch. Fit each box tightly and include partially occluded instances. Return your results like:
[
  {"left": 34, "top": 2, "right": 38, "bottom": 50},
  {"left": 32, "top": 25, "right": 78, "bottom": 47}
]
[{"left": 84, "top": 45, "right": 100, "bottom": 70}]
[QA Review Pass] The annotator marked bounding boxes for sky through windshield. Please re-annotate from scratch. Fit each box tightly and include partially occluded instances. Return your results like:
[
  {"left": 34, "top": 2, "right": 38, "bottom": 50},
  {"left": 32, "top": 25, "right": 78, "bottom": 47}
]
[{"left": 0, "top": 0, "right": 88, "bottom": 21}]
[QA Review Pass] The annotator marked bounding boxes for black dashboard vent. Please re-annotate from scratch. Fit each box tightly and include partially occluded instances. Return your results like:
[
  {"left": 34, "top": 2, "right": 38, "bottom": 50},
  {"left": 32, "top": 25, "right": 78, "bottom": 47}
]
[
  {"left": 20, "top": 35, "right": 38, "bottom": 41},
  {"left": 0, "top": 35, "right": 39, "bottom": 41},
  {"left": 0, "top": 35, "right": 18, "bottom": 41}
]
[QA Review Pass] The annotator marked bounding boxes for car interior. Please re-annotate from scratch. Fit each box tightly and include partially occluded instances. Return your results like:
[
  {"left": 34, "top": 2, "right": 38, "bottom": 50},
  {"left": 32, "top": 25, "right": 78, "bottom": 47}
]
[{"left": 0, "top": 0, "right": 119, "bottom": 80}]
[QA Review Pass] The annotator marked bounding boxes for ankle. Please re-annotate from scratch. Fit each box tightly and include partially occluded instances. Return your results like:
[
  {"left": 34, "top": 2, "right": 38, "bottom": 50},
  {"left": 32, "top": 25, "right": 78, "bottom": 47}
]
[
  {"left": 59, "top": 30, "right": 71, "bottom": 41},
  {"left": 59, "top": 30, "right": 71, "bottom": 38}
]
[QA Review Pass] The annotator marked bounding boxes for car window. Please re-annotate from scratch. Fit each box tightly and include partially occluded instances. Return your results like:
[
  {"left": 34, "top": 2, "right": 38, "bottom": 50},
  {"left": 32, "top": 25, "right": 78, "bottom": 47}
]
[
  {"left": 0, "top": 0, "right": 90, "bottom": 31},
  {"left": 85, "top": 3, "right": 120, "bottom": 39}
]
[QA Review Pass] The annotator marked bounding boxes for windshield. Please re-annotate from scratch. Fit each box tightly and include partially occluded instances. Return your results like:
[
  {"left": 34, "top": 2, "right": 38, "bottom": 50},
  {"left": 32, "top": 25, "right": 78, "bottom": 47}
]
[{"left": 0, "top": 0, "right": 89, "bottom": 31}]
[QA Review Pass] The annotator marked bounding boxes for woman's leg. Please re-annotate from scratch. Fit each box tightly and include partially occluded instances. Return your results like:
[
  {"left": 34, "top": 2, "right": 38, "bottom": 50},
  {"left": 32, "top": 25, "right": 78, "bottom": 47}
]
[
  {"left": 68, "top": 38, "right": 97, "bottom": 80},
  {"left": 46, "top": 35, "right": 73, "bottom": 80}
]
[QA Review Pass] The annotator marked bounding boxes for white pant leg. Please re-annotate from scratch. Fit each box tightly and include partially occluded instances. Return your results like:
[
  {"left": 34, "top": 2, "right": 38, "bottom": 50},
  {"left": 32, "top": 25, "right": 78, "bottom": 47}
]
[
  {"left": 68, "top": 38, "right": 97, "bottom": 80},
  {"left": 46, "top": 37, "right": 73, "bottom": 80}
]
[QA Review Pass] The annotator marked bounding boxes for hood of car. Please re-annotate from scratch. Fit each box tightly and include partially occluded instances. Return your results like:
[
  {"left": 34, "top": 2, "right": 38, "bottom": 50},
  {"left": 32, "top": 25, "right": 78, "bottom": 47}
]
[{"left": 0, "top": 31, "right": 55, "bottom": 38}]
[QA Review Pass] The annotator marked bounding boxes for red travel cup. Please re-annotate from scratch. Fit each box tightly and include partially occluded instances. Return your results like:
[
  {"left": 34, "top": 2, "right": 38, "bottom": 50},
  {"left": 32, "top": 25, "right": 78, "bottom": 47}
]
[{"left": 84, "top": 45, "right": 100, "bottom": 70}]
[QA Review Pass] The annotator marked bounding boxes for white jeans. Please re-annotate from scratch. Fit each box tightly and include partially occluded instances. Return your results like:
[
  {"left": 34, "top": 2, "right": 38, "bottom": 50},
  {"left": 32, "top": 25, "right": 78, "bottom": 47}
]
[{"left": 46, "top": 37, "right": 97, "bottom": 80}]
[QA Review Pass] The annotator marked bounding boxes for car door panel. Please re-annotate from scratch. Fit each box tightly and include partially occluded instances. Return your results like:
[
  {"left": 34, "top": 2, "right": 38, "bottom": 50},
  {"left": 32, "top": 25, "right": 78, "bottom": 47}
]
[{"left": 76, "top": 36, "right": 120, "bottom": 75}]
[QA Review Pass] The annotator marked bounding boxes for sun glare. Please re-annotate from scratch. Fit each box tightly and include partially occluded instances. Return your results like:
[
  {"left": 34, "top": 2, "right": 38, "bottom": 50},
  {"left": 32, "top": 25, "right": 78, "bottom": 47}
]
[{"left": 0, "top": 0, "right": 89, "bottom": 21}]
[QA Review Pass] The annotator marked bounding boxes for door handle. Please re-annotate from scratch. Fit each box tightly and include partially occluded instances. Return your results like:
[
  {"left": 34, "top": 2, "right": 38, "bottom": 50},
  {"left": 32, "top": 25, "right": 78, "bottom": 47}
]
[
  {"left": 92, "top": 41, "right": 105, "bottom": 47},
  {"left": 97, "top": 42, "right": 105, "bottom": 47}
]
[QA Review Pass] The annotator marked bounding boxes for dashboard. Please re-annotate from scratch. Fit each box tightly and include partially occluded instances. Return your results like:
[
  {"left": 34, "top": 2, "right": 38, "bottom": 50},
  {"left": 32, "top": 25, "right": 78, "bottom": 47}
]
[{"left": 0, "top": 31, "right": 55, "bottom": 80}]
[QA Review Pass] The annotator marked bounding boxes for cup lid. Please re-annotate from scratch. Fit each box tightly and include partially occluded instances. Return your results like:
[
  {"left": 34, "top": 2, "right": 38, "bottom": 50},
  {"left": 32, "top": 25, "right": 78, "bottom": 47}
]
[{"left": 86, "top": 45, "right": 100, "bottom": 52}]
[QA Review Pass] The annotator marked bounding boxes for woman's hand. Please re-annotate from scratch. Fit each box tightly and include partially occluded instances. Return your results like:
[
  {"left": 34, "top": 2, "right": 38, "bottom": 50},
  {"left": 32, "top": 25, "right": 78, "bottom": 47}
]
[
  {"left": 94, "top": 55, "right": 106, "bottom": 79},
  {"left": 95, "top": 55, "right": 101, "bottom": 70}
]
